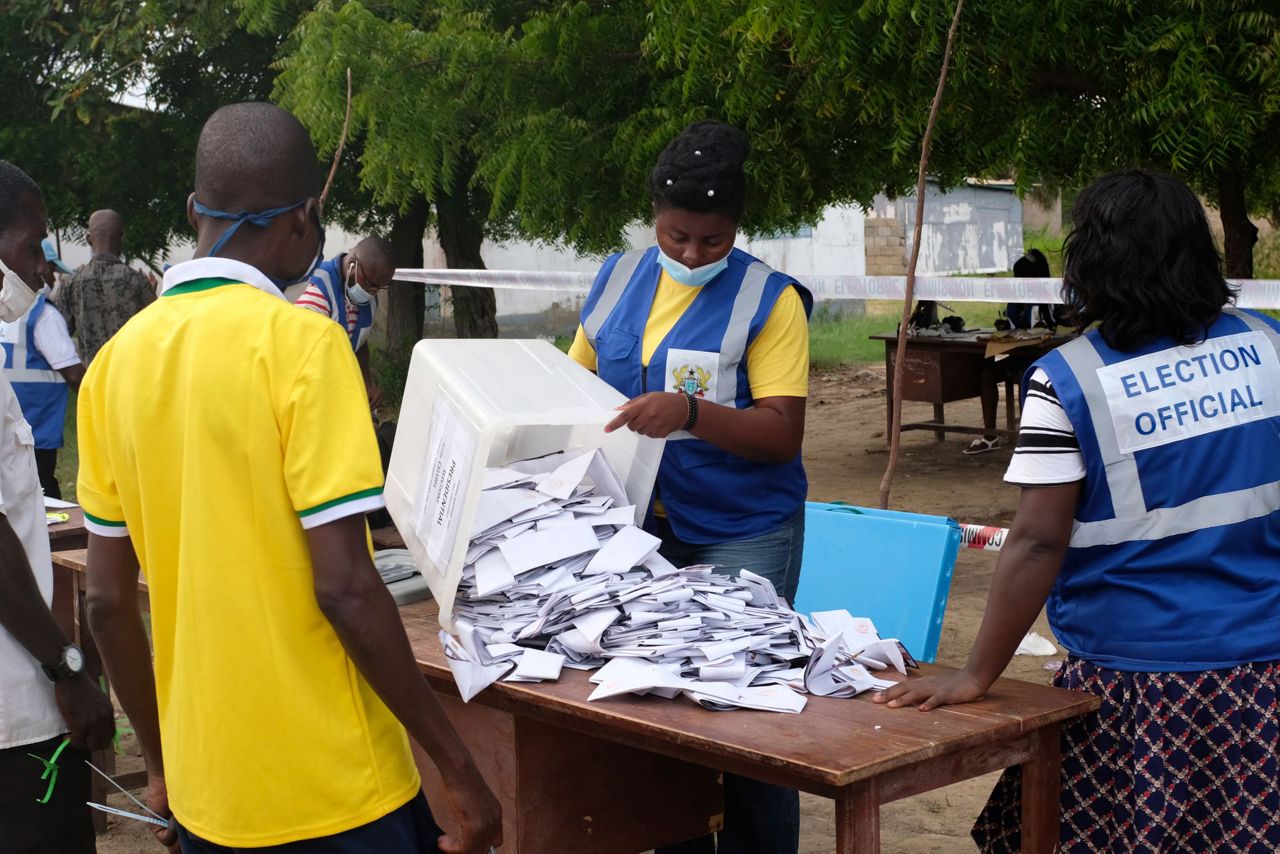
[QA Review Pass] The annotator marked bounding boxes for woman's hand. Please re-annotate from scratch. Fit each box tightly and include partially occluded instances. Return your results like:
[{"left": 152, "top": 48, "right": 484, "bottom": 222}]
[
  {"left": 873, "top": 669, "right": 989, "bottom": 711},
  {"left": 605, "top": 392, "right": 688, "bottom": 438}
]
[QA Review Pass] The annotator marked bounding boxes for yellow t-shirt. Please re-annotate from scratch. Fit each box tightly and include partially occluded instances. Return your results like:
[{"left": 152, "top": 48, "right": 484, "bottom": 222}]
[
  {"left": 77, "top": 271, "right": 419, "bottom": 847},
  {"left": 569, "top": 269, "right": 809, "bottom": 397}
]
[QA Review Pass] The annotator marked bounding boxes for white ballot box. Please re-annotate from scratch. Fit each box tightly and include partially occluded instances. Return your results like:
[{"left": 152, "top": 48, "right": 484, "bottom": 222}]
[{"left": 385, "top": 339, "right": 664, "bottom": 627}]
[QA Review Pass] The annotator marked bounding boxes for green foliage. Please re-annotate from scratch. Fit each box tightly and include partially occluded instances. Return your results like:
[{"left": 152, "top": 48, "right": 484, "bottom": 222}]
[
  {"left": 646, "top": 0, "right": 1280, "bottom": 255},
  {"left": 371, "top": 341, "right": 414, "bottom": 411}
]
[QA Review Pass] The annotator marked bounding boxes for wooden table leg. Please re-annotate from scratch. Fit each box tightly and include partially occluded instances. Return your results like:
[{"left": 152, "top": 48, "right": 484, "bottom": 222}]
[
  {"left": 1004, "top": 379, "right": 1017, "bottom": 433},
  {"left": 1020, "top": 724, "right": 1062, "bottom": 854},
  {"left": 74, "top": 580, "right": 114, "bottom": 835},
  {"left": 835, "top": 779, "right": 880, "bottom": 854},
  {"left": 932, "top": 403, "right": 946, "bottom": 442}
]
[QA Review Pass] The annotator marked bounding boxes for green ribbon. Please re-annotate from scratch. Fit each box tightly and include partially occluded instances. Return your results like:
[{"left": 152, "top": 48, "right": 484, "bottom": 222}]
[{"left": 28, "top": 736, "right": 71, "bottom": 804}]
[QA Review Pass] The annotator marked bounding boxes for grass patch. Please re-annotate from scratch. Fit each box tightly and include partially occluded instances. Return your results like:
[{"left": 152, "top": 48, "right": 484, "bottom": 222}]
[
  {"left": 811, "top": 301, "right": 1012, "bottom": 371},
  {"left": 55, "top": 396, "right": 78, "bottom": 502}
]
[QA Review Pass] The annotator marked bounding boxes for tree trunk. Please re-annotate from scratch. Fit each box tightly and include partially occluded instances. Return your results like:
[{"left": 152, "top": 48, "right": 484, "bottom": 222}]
[
  {"left": 386, "top": 195, "right": 431, "bottom": 356},
  {"left": 1218, "top": 166, "right": 1258, "bottom": 279},
  {"left": 436, "top": 165, "right": 498, "bottom": 338}
]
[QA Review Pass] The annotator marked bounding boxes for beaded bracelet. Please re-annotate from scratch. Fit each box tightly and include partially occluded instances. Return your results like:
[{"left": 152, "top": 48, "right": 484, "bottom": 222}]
[{"left": 679, "top": 390, "right": 699, "bottom": 431}]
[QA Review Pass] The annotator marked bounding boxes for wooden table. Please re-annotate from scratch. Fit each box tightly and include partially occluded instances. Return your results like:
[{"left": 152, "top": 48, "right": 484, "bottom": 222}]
[
  {"left": 401, "top": 601, "right": 1097, "bottom": 853},
  {"left": 869, "top": 333, "right": 1068, "bottom": 443},
  {"left": 50, "top": 551, "right": 1099, "bottom": 852}
]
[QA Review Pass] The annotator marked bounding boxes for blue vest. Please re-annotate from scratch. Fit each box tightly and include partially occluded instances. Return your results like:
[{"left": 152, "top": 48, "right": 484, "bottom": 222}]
[
  {"left": 1034, "top": 308, "right": 1280, "bottom": 671},
  {"left": 308, "top": 254, "right": 375, "bottom": 351},
  {"left": 581, "top": 247, "right": 812, "bottom": 544},
  {"left": 1, "top": 294, "right": 68, "bottom": 449}
]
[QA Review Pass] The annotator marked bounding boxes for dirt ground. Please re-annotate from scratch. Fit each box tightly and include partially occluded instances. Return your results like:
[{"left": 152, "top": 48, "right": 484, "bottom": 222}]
[{"left": 94, "top": 365, "right": 1060, "bottom": 853}]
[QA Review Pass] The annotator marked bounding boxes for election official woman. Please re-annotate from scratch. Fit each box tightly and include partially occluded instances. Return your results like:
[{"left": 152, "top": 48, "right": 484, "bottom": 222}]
[
  {"left": 568, "top": 121, "right": 811, "bottom": 854},
  {"left": 878, "top": 169, "right": 1280, "bottom": 853}
]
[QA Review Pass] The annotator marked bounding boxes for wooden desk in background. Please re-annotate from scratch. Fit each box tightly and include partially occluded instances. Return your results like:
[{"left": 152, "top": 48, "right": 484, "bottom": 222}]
[
  {"left": 869, "top": 333, "right": 1069, "bottom": 443},
  {"left": 50, "top": 550, "right": 1098, "bottom": 852}
]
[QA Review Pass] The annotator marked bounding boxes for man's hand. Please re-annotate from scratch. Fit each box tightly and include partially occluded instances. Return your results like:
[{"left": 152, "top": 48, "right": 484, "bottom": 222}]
[
  {"left": 437, "top": 764, "right": 503, "bottom": 854},
  {"left": 873, "top": 669, "right": 988, "bottom": 711},
  {"left": 605, "top": 392, "right": 688, "bottom": 438},
  {"left": 366, "top": 382, "right": 385, "bottom": 411},
  {"left": 53, "top": 673, "right": 115, "bottom": 750},
  {"left": 143, "top": 774, "right": 180, "bottom": 852}
]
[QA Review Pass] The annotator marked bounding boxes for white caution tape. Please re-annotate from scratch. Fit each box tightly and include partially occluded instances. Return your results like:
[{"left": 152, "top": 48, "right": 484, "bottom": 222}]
[
  {"left": 959, "top": 523, "right": 1009, "bottom": 552},
  {"left": 392, "top": 269, "right": 1280, "bottom": 309}
]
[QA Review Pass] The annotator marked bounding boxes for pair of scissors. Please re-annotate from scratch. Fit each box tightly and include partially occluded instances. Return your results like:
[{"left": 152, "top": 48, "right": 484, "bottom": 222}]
[{"left": 85, "top": 761, "right": 175, "bottom": 832}]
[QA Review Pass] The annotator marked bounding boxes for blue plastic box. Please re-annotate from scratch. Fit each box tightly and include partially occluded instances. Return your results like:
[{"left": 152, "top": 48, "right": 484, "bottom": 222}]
[{"left": 793, "top": 501, "right": 961, "bottom": 664}]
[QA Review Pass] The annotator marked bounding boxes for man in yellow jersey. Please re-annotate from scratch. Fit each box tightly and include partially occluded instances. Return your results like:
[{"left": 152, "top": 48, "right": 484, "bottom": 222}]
[{"left": 80, "top": 103, "right": 500, "bottom": 853}]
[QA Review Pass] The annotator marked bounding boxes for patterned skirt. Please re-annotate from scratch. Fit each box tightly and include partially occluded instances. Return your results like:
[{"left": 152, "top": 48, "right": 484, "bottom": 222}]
[{"left": 972, "top": 655, "right": 1280, "bottom": 852}]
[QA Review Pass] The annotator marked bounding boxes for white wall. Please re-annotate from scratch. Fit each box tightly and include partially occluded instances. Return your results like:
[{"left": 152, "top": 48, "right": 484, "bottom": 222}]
[{"left": 873, "top": 181, "right": 1023, "bottom": 275}]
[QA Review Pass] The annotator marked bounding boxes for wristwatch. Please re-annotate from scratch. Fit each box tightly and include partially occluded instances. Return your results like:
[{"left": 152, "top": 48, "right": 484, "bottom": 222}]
[{"left": 42, "top": 644, "right": 85, "bottom": 682}]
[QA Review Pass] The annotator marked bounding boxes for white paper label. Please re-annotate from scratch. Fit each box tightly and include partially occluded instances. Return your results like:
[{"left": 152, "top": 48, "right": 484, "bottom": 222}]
[
  {"left": 1096, "top": 331, "right": 1280, "bottom": 454},
  {"left": 413, "top": 395, "right": 477, "bottom": 567}
]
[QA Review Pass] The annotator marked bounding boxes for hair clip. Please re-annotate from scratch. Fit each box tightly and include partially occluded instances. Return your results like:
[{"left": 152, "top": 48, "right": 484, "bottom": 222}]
[
  {"left": 707, "top": 189, "right": 715, "bottom": 197},
  {"left": 666, "top": 179, "right": 673, "bottom": 186},
  {"left": 694, "top": 150, "right": 702, "bottom": 156}
]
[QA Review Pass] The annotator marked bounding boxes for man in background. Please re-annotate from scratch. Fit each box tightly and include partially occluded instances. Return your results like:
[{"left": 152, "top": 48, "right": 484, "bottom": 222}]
[
  {"left": 0, "top": 239, "right": 83, "bottom": 498},
  {"left": 0, "top": 159, "right": 114, "bottom": 854},
  {"left": 52, "top": 209, "right": 154, "bottom": 365},
  {"left": 295, "top": 236, "right": 397, "bottom": 408}
]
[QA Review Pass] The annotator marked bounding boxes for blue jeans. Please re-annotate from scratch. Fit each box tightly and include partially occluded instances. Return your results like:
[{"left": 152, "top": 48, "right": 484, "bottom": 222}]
[
  {"left": 176, "top": 791, "right": 443, "bottom": 853},
  {"left": 652, "top": 510, "right": 805, "bottom": 854},
  {"left": 653, "top": 509, "right": 805, "bottom": 604}
]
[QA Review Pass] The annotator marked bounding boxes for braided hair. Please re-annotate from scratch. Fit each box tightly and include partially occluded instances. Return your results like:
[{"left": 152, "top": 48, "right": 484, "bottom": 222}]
[{"left": 648, "top": 121, "right": 749, "bottom": 222}]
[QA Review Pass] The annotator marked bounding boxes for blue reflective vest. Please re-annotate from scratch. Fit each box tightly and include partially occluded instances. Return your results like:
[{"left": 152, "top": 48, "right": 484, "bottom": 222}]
[
  {"left": 308, "top": 254, "right": 375, "bottom": 352},
  {"left": 1034, "top": 308, "right": 1280, "bottom": 671},
  {"left": 581, "top": 247, "right": 812, "bottom": 544},
  {"left": 1, "top": 294, "right": 68, "bottom": 449}
]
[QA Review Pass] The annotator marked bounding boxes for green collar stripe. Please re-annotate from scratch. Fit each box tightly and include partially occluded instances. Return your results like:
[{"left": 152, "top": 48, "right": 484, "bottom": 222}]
[
  {"left": 298, "top": 487, "right": 384, "bottom": 518},
  {"left": 84, "top": 511, "right": 127, "bottom": 528},
  {"left": 163, "top": 277, "right": 243, "bottom": 297}
]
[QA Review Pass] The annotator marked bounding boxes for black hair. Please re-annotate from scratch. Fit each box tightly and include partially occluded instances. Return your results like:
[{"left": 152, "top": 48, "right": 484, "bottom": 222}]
[
  {"left": 1012, "top": 248, "right": 1049, "bottom": 278},
  {"left": 194, "top": 102, "right": 321, "bottom": 211},
  {"left": 353, "top": 236, "right": 396, "bottom": 269},
  {"left": 0, "top": 160, "right": 42, "bottom": 235},
  {"left": 1061, "top": 169, "right": 1234, "bottom": 351},
  {"left": 648, "top": 121, "right": 749, "bottom": 221}
]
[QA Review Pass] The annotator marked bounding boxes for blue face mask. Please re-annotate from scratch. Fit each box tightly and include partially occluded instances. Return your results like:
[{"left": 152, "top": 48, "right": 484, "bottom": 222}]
[
  {"left": 193, "top": 199, "right": 326, "bottom": 288},
  {"left": 656, "top": 249, "right": 730, "bottom": 287}
]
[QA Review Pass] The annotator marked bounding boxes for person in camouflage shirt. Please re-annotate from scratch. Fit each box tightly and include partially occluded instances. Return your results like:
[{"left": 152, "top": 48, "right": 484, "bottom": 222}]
[{"left": 51, "top": 209, "right": 155, "bottom": 365}]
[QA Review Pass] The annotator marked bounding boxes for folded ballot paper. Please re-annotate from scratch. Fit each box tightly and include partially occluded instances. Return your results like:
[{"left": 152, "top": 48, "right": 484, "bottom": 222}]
[{"left": 437, "top": 449, "right": 913, "bottom": 712}]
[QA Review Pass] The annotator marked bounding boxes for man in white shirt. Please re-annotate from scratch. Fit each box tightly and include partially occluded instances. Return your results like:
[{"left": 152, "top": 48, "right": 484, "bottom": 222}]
[
  {"left": 0, "top": 239, "right": 84, "bottom": 498},
  {"left": 0, "top": 160, "right": 114, "bottom": 853}
]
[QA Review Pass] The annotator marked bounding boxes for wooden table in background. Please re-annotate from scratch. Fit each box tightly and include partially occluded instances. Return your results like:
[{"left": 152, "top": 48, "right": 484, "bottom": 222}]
[
  {"left": 869, "top": 333, "right": 1069, "bottom": 443},
  {"left": 50, "top": 551, "right": 1099, "bottom": 852}
]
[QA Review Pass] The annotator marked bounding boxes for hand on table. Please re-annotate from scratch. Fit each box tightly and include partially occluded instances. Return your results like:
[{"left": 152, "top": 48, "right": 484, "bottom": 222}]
[
  {"left": 438, "top": 764, "right": 503, "bottom": 854},
  {"left": 873, "top": 669, "right": 988, "bottom": 711},
  {"left": 143, "top": 774, "right": 180, "bottom": 852},
  {"left": 54, "top": 673, "right": 115, "bottom": 751},
  {"left": 605, "top": 392, "right": 688, "bottom": 438}
]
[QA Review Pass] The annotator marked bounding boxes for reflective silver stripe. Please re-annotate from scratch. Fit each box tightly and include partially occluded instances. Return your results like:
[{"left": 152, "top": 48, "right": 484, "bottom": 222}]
[
  {"left": 1224, "top": 306, "right": 1280, "bottom": 355},
  {"left": 5, "top": 368, "right": 64, "bottom": 383},
  {"left": 582, "top": 251, "right": 644, "bottom": 345},
  {"left": 1056, "top": 336, "right": 1147, "bottom": 516},
  {"left": 1072, "top": 480, "right": 1280, "bottom": 548},
  {"left": 2, "top": 307, "right": 63, "bottom": 385},
  {"left": 716, "top": 262, "right": 773, "bottom": 406}
]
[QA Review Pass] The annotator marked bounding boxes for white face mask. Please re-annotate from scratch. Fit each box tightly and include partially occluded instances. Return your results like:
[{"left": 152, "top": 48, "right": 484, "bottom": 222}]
[
  {"left": 0, "top": 257, "right": 37, "bottom": 323},
  {"left": 345, "top": 260, "right": 373, "bottom": 306}
]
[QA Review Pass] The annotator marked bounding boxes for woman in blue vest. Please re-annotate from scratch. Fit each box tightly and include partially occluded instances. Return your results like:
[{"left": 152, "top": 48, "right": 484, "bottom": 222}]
[
  {"left": 878, "top": 169, "right": 1280, "bottom": 852},
  {"left": 568, "top": 121, "right": 812, "bottom": 854}
]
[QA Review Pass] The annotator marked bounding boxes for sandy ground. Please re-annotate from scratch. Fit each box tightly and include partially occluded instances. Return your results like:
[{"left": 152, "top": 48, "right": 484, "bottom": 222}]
[{"left": 95, "top": 365, "right": 1060, "bottom": 853}]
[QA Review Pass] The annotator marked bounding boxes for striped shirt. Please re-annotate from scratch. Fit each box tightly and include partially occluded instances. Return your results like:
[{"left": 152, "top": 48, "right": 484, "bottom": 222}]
[{"left": 1004, "top": 368, "right": 1087, "bottom": 485}]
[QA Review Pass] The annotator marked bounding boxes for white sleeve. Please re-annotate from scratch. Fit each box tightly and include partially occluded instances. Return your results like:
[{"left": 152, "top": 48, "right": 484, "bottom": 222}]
[
  {"left": 32, "top": 306, "right": 81, "bottom": 371},
  {"left": 1004, "top": 368, "right": 1087, "bottom": 485}
]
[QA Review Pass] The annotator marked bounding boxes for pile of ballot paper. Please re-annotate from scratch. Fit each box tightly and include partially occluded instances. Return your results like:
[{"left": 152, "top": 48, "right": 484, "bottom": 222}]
[{"left": 438, "top": 449, "right": 914, "bottom": 713}]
